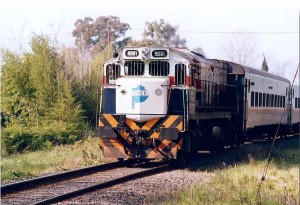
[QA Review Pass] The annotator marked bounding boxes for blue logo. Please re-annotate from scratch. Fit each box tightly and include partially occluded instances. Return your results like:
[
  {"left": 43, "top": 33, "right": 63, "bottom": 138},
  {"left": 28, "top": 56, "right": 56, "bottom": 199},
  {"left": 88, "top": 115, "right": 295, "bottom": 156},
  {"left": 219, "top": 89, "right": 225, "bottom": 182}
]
[{"left": 132, "top": 85, "right": 149, "bottom": 108}]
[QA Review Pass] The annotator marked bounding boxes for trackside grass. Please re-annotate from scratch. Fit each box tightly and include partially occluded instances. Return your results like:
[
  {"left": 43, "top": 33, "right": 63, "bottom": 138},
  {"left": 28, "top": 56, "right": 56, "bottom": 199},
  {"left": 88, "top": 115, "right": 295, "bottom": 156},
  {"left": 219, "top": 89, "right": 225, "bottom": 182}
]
[
  {"left": 161, "top": 137, "right": 299, "bottom": 205},
  {"left": 1, "top": 136, "right": 103, "bottom": 182}
]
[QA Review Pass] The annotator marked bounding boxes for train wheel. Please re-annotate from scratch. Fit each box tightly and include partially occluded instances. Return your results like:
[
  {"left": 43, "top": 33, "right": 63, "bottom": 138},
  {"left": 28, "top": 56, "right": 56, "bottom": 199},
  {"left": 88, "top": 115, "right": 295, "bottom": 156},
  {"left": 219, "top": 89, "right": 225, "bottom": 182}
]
[
  {"left": 175, "top": 151, "right": 187, "bottom": 169},
  {"left": 174, "top": 132, "right": 193, "bottom": 169},
  {"left": 210, "top": 125, "right": 224, "bottom": 153}
]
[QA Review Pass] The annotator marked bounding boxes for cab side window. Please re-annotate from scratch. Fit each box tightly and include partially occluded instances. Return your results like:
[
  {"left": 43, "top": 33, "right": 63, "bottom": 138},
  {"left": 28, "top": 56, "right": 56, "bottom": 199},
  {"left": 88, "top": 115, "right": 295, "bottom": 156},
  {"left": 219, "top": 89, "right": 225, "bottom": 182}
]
[
  {"left": 175, "top": 63, "right": 186, "bottom": 85},
  {"left": 106, "top": 64, "right": 120, "bottom": 84}
]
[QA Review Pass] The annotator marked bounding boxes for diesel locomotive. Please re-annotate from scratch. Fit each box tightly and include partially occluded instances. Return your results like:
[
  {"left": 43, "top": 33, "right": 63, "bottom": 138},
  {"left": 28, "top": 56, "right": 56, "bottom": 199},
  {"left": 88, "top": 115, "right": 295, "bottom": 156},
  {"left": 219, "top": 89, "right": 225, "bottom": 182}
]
[{"left": 98, "top": 46, "right": 299, "bottom": 160}]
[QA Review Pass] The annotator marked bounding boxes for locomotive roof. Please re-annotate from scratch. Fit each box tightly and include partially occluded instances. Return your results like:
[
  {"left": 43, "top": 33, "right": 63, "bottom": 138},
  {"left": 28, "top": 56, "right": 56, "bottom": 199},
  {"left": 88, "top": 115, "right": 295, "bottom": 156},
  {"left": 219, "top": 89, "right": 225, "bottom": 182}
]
[
  {"left": 217, "top": 60, "right": 290, "bottom": 84},
  {"left": 169, "top": 47, "right": 213, "bottom": 65},
  {"left": 106, "top": 47, "right": 217, "bottom": 66}
]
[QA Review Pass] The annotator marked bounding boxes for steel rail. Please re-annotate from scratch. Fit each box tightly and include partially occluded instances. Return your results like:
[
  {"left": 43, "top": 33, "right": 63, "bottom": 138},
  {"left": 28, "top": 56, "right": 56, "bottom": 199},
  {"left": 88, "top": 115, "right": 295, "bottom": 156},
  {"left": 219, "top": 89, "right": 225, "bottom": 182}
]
[
  {"left": 1, "top": 160, "right": 131, "bottom": 195},
  {"left": 32, "top": 163, "right": 172, "bottom": 205}
]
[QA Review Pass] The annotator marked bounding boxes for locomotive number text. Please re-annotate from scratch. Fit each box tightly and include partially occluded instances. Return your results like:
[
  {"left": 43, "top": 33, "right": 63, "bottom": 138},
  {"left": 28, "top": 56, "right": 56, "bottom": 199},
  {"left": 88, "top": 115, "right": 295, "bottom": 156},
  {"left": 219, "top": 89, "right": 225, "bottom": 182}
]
[
  {"left": 152, "top": 50, "right": 168, "bottom": 57},
  {"left": 125, "top": 50, "right": 139, "bottom": 57}
]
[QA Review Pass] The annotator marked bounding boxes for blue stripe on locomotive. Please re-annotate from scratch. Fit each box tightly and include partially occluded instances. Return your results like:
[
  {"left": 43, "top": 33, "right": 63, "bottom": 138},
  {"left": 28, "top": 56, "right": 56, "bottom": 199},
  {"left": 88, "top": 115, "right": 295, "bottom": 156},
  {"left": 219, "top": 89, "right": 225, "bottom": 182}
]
[
  {"left": 168, "top": 89, "right": 188, "bottom": 115},
  {"left": 103, "top": 88, "right": 116, "bottom": 114}
]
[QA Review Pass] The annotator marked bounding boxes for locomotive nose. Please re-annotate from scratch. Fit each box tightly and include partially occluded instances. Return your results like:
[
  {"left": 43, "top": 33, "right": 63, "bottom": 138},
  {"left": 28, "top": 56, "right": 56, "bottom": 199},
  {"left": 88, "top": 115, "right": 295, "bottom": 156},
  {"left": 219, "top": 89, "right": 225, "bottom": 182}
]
[{"left": 116, "top": 77, "right": 169, "bottom": 122}]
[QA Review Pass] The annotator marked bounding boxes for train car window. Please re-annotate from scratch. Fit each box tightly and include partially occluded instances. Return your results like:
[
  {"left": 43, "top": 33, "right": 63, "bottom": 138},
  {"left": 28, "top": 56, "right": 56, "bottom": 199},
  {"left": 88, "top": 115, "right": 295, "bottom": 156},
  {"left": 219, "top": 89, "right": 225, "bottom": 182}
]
[
  {"left": 175, "top": 63, "right": 186, "bottom": 85},
  {"left": 190, "top": 67, "right": 198, "bottom": 86},
  {"left": 266, "top": 93, "right": 270, "bottom": 107},
  {"left": 259, "top": 93, "right": 262, "bottom": 107},
  {"left": 149, "top": 61, "right": 170, "bottom": 76},
  {"left": 271, "top": 94, "right": 274, "bottom": 107},
  {"left": 293, "top": 89, "right": 294, "bottom": 97},
  {"left": 263, "top": 93, "right": 266, "bottom": 107},
  {"left": 251, "top": 92, "right": 254, "bottom": 107},
  {"left": 255, "top": 92, "right": 259, "bottom": 107},
  {"left": 124, "top": 61, "right": 145, "bottom": 76},
  {"left": 279, "top": 96, "right": 282, "bottom": 107},
  {"left": 106, "top": 64, "right": 120, "bottom": 84},
  {"left": 248, "top": 79, "right": 251, "bottom": 92},
  {"left": 283, "top": 96, "right": 286, "bottom": 107}
]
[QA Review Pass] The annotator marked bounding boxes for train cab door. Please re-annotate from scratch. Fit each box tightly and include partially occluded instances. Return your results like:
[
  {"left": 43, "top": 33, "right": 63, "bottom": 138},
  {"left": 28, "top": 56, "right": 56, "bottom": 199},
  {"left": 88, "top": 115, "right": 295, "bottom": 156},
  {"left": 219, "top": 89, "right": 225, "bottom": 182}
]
[{"left": 227, "top": 74, "right": 246, "bottom": 135}]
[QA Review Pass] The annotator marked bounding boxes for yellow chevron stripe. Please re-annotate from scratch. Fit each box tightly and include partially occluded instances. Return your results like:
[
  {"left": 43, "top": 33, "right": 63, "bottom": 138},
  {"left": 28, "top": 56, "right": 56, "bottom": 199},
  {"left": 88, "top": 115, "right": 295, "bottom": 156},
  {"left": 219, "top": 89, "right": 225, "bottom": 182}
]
[
  {"left": 109, "top": 138, "right": 133, "bottom": 156},
  {"left": 103, "top": 114, "right": 118, "bottom": 127},
  {"left": 108, "top": 138, "right": 124, "bottom": 147},
  {"left": 118, "top": 131, "right": 133, "bottom": 145},
  {"left": 176, "top": 121, "right": 183, "bottom": 131},
  {"left": 163, "top": 115, "right": 178, "bottom": 128},
  {"left": 142, "top": 118, "right": 160, "bottom": 130},
  {"left": 126, "top": 118, "right": 140, "bottom": 130},
  {"left": 99, "top": 139, "right": 107, "bottom": 149},
  {"left": 99, "top": 121, "right": 104, "bottom": 126},
  {"left": 150, "top": 131, "right": 159, "bottom": 139},
  {"left": 147, "top": 139, "right": 171, "bottom": 158},
  {"left": 176, "top": 139, "right": 183, "bottom": 148},
  {"left": 170, "top": 139, "right": 183, "bottom": 158}
]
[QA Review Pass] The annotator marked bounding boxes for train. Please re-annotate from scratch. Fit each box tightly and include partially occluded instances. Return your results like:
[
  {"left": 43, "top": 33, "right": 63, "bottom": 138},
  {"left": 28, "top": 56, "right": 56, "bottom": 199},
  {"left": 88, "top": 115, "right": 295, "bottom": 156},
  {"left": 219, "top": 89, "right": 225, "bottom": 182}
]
[{"left": 98, "top": 46, "right": 299, "bottom": 162}]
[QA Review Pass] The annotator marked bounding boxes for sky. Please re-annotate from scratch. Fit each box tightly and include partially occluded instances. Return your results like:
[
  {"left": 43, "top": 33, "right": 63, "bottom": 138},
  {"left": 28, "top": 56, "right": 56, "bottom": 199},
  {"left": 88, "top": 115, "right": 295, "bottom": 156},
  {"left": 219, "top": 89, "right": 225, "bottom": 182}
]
[{"left": 0, "top": 0, "right": 299, "bottom": 82}]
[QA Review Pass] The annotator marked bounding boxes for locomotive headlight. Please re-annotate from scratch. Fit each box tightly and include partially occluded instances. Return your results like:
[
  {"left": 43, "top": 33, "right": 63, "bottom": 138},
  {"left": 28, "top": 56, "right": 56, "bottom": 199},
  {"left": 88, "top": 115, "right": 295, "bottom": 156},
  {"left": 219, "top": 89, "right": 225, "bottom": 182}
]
[
  {"left": 141, "top": 47, "right": 150, "bottom": 61},
  {"left": 141, "top": 47, "right": 150, "bottom": 54},
  {"left": 155, "top": 88, "right": 162, "bottom": 96}
]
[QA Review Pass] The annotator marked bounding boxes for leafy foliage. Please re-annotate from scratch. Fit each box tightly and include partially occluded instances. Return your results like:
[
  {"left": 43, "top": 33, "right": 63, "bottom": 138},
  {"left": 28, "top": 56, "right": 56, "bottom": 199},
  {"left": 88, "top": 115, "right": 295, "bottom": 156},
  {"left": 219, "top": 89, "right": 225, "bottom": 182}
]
[
  {"left": 1, "top": 136, "right": 102, "bottom": 181},
  {"left": 57, "top": 44, "right": 113, "bottom": 126},
  {"left": 1, "top": 123, "right": 82, "bottom": 156},
  {"left": 1, "top": 35, "right": 84, "bottom": 154},
  {"left": 72, "top": 16, "right": 131, "bottom": 55}
]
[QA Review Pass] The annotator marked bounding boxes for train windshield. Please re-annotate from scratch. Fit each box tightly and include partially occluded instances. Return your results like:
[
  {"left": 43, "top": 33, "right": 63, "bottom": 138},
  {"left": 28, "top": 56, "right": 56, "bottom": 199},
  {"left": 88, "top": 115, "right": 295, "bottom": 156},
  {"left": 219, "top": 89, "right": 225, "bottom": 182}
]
[
  {"left": 124, "top": 61, "right": 145, "bottom": 76},
  {"left": 149, "top": 61, "right": 170, "bottom": 76}
]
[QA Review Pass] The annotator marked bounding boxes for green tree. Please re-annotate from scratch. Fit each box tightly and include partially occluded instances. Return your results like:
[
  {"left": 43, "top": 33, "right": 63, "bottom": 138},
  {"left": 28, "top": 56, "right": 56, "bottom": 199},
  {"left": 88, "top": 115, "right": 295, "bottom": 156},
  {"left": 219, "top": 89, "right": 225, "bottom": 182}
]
[
  {"left": 1, "top": 50, "right": 37, "bottom": 126},
  {"left": 1, "top": 35, "right": 84, "bottom": 154},
  {"left": 1, "top": 36, "right": 82, "bottom": 126},
  {"left": 72, "top": 16, "right": 131, "bottom": 55},
  {"left": 129, "top": 19, "right": 186, "bottom": 47},
  {"left": 57, "top": 44, "right": 113, "bottom": 127}
]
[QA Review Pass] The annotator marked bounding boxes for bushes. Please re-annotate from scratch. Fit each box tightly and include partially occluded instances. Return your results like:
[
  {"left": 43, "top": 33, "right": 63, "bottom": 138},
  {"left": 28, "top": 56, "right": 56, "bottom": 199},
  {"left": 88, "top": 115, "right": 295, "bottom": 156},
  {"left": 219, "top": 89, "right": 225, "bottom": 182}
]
[
  {"left": 1, "top": 123, "right": 84, "bottom": 156},
  {"left": 1, "top": 35, "right": 86, "bottom": 156}
]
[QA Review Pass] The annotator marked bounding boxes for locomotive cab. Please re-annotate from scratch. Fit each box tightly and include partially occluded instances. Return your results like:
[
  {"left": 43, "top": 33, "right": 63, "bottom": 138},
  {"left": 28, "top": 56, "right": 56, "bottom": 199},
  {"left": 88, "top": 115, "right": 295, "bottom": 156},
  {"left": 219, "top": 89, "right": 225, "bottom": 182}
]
[{"left": 99, "top": 47, "right": 186, "bottom": 159}]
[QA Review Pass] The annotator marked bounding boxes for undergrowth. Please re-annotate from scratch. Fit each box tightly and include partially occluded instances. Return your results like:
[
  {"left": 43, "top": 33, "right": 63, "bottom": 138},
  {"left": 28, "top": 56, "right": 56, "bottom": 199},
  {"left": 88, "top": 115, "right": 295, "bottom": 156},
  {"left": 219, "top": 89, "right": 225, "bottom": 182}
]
[
  {"left": 160, "top": 137, "right": 299, "bottom": 205},
  {"left": 1, "top": 136, "right": 103, "bottom": 181}
]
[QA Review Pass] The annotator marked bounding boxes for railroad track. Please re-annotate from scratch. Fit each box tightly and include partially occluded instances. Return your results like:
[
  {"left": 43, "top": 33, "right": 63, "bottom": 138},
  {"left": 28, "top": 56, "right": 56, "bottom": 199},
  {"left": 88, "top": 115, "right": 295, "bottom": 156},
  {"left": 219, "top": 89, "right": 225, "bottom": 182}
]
[{"left": 1, "top": 161, "right": 172, "bottom": 205}]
